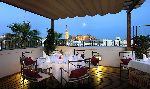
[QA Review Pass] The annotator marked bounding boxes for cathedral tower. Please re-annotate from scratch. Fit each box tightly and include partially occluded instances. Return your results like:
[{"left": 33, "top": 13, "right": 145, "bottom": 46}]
[{"left": 65, "top": 25, "right": 69, "bottom": 39}]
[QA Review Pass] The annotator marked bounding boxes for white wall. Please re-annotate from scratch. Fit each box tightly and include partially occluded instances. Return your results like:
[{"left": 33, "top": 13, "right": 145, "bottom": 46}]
[
  {"left": 0, "top": 47, "right": 43, "bottom": 78},
  {"left": 0, "top": 46, "right": 126, "bottom": 78},
  {"left": 56, "top": 46, "right": 125, "bottom": 67}
]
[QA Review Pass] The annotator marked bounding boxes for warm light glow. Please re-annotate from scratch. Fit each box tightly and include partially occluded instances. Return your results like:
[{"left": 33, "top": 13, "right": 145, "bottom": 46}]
[
  {"left": 95, "top": 54, "right": 102, "bottom": 61},
  {"left": 18, "top": 75, "right": 29, "bottom": 85},
  {"left": 94, "top": 66, "right": 104, "bottom": 78},
  {"left": 96, "top": 56, "right": 102, "bottom": 61},
  {"left": 91, "top": 66, "right": 104, "bottom": 85},
  {"left": 75, "top": 35, "right": 96, "bottom": 41},
  {"left": 98, "top": 66, "right": 104, "bottom": 71}
]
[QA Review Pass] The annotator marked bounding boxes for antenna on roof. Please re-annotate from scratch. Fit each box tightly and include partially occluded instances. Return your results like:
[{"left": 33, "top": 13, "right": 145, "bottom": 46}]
[{"left": 144, "top": 25, "right": 150, "bottom": 26}]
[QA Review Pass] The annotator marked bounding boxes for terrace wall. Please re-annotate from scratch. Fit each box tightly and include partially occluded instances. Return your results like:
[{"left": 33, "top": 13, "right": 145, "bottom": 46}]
[
  {"left": 0, "top": 46, "right": 126, "bottom": 78},
  {"left": 0, "top": 47, "right": 43, "bottom": 78}
]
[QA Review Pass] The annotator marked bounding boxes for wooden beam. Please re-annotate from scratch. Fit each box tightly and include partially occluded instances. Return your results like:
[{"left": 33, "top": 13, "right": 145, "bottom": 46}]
[{"left": 127, "top": 0, "right": 140, "bottom": 13}]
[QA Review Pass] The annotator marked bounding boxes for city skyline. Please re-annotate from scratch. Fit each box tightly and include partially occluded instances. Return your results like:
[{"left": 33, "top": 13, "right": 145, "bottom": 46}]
[{"left": 0, "top": 1, "right": 150, "bottom": 40}]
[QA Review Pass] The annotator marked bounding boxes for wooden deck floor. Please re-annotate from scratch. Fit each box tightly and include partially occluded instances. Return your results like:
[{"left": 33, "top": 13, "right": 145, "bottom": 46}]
[{"left": 0, "top": 66, "right": 138, "bottom": 89}]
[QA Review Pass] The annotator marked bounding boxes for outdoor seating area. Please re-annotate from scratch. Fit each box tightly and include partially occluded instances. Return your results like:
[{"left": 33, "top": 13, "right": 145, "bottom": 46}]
[
  {"left": 17, "top": 49, "right": 150, "bottom": 88},
  {"left": 0, "top": 45, "right": 149, "bottom": 89},
  {"left": 36, "top": 50, "right": 95, "bottom": 86},
  {"left": 0, "top": 66, "right": 139, "bottom": 89},
  {"left": 0, "top": 0, "right": 150, "bottom": 89}
]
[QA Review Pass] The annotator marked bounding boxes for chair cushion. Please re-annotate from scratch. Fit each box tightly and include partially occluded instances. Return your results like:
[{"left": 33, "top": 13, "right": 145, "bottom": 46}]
[
  {"left": 59, "top": 55, "right": 63, "bottom": 59},
  {"left": 24, "top": 57, "right": 34, "bottom": 66},
  {"left": 81, "top": 54, "right": 85, "bottom": 59},
  {"left": 121, "top": 58, "right": 132, "bottom": 65},
  {"left": 69, "top": 67, "right": 88, "bottom": 78},
  {"left": 81, "top": 67, "right": 89, "bottom": 74},
  {"left": 23, "top": 69, "right": 42, "bottom": 78},
  {"left": 91, "top": 56, "right": 99, "bottom": 66}
]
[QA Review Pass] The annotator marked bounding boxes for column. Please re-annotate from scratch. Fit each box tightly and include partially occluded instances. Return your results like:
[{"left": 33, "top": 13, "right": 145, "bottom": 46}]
[
  {"left": 51, "top": 19, "right": 54, "bottom": 29},
  {"left": 127, "top": 12, "right": 131, "bottom": 50},
  {"left": 51, "top": 19, "right": 55, "bottom": 45}
]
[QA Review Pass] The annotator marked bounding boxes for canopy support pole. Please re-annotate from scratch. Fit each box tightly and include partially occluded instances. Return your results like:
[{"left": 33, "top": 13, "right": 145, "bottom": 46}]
[
  {"left": 127, "top": 12, "right": 132, "bottom": 50},
  {"left": 51, "top": 19, "right": 54, "bottom": 29}
]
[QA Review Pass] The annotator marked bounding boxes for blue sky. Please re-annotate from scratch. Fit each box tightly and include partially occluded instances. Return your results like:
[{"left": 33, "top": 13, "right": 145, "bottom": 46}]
[{"left": 0, "top": 1, "right": 150, "bottom": 40}]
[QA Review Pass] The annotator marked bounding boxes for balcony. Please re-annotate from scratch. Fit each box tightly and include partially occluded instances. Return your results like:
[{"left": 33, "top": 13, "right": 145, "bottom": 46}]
[{"left": 0, "top": 0, "right": 148, "bottom": 88}]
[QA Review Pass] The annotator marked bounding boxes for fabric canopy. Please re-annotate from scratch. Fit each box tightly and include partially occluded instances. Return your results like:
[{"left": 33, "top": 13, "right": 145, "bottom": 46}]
[{"left": 1, "top": 0, "right": 145, "bottom": 19}]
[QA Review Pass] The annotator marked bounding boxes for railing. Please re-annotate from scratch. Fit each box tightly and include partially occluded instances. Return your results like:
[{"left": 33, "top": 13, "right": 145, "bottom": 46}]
[
  {"left": 0, "top": 40, "right": 42, "bottom": 51},
  {"left": 56, "top": 40, "right": 129, "bottom": 47}
]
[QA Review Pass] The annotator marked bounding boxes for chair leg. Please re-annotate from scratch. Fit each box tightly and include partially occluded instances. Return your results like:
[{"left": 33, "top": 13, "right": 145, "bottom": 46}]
[
  {"left": 120, "top": 63, "right": 122, "bottom": 79},
  {"left": 127, "top": 68, "right": 129, "bottom": 79}
]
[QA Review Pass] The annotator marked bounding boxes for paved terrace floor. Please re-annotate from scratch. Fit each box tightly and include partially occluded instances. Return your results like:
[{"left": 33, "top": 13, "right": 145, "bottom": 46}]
[{"left": 0, "top": 66, "right": 138, "bottom": 89}]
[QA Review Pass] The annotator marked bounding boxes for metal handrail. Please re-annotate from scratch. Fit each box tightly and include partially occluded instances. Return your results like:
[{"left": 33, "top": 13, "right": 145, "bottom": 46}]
[{"left": 60, "top": 67, "right": 69, "bottom": 86}]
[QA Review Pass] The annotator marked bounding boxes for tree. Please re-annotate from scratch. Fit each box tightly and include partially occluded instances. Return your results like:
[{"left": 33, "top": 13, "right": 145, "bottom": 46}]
[
  {"left": 6, "top": 21, "right": 41, "bottom": 48},
  {"left": 54, "top": 31, "right": 62, "bottom": 45},
  {"left": 44, "top": 28, "right": 55, "bottom": 55},
  {"left": 4, "top": 33, "right": 15, "bottom": 40},
  {"left": 133, "top": 35, "right": 150, "bottom": 59},
  {"left": 44, "top": 28, "right": 62, "bottom": 55},
  {"left": 54, "top": 31, "right": 62, "bottom": 40}
]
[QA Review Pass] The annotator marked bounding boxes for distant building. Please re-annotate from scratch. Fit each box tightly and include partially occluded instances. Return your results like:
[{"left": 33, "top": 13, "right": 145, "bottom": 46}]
[
  {"left": 114, "top": 37, "right": 121, "bottom": 46},
  {"left": 62, "top": 25, "right": 131, "bottom": 47},
  {"left": 64, "top": 25, "right": 96, "bottom": 41},
  {"left": 0, "top": 35, "right": 5, "bottom": 39},
  {"left": 73, "top": 34, "right": 96, "bottom": 41},
  {"left": 101, "top": 39, "right": 113, "bottom": 46},
  {"left": 115, "top": 37, "right": 121, "bottom": 40}
]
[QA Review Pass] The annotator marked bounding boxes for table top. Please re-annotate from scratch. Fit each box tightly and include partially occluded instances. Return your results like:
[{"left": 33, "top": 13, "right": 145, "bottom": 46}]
[
  {"left": 36, "top": 54, "right": 87, "bottom": 83},
  {"left": 128, "top": 59, "right": 150, "bottom": 73}
]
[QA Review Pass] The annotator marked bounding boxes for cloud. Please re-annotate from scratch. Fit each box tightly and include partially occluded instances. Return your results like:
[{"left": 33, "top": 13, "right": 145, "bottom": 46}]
[{"left": 82, "top": 23, "right": 86, "bottom": 27}]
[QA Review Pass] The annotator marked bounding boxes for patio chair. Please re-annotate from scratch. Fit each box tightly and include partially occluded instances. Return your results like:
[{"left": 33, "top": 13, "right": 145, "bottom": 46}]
[
  {"left": 119, "top": 51, "right": 133, "bottom": 79},
  {"left": 20, "top": 51, "right": 52, "bottom": 88},
  {"left": 91, "top": 55, "right": 99, "bottom": 66},
  {"left": 60, "top": 60, "right": 90, "bottom": 88},
  {"left": 20, "top": 52, "right": 38, "bottom": 75},
  {"left": 91, "top": 51, "right": 101, "bottom": 66},
  {"left": 22, "top": 66, "right": 52, "bottom": 88},
  {"left": 73, "top": 49, "right": 85, "bottom": 59},
  {"left": 120, "top": 56, "right": 132, "bottom": 78}
]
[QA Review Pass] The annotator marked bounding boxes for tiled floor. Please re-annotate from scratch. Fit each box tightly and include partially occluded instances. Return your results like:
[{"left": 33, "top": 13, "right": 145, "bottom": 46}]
[{"left": 0, "top": 66, "right": 138, "bottom": 89}]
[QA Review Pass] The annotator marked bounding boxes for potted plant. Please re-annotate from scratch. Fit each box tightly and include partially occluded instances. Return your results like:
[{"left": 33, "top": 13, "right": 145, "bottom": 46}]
[
  {"left": 44, "top": 28, "right": 62, "bottom": 55},
  {"left": 44, "top": 28, "right": 55, "bottom": 55},
  {"left": 133, "top": 35, "right": 150, "bottom": 59}
]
